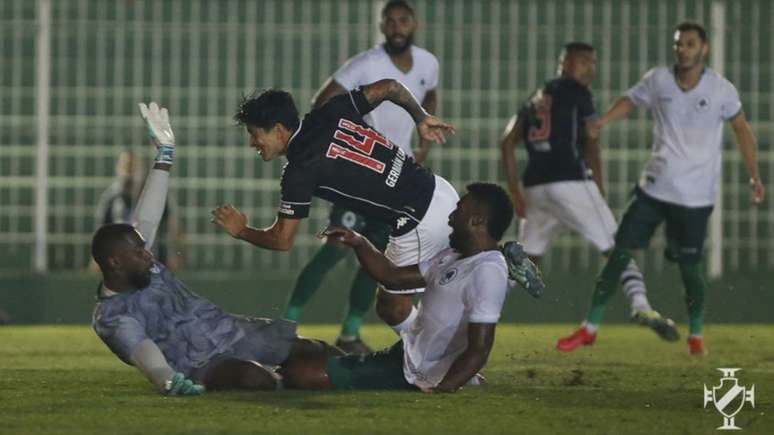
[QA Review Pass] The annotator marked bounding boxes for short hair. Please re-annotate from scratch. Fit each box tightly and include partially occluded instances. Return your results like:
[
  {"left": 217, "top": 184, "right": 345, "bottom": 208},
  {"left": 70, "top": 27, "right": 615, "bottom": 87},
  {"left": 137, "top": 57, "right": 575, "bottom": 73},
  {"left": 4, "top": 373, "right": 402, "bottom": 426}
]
[
  {"left": 465, "top": 183, "right": 514, "bottom": 241},
  {"left": 381, "top": 0, "right": 415, "bottom": 18},
  {"left": 675, "top": 21, "right": 707, "bottom": 42},
  {"left": 560, "top": 42, "right": 595, "bottom": 60},
  {"left": 233, "top": 89, "right": 300, "bottom": 131},
  {"left": 91, "top": 223, "right": 136, "bottom": 269}
]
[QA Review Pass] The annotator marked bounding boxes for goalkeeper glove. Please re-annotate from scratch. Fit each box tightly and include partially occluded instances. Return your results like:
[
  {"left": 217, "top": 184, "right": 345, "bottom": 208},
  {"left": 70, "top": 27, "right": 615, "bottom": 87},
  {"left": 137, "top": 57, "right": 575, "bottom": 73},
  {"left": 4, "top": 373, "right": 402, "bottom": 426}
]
[
  {"left": 501, "top": 241, "right": 545, "bottom": 299},
  {"left": 138, "top": 102, "right": 175, "bottom": 164},
  {"left": 164, "top": 372, "right": 205, "bottom": 396}
]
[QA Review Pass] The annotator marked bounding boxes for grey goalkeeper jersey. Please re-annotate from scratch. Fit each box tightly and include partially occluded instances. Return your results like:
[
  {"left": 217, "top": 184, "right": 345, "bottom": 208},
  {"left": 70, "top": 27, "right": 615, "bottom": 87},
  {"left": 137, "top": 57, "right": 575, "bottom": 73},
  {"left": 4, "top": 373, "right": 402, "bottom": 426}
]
[{"left": 92, "top": 261, "right": 251, "bottom": 376}]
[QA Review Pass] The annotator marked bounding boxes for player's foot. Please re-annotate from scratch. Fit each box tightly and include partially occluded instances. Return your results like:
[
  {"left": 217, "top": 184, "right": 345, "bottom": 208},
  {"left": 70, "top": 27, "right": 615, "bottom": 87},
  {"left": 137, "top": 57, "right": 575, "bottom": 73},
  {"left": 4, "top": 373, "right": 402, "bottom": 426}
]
[
  {"left": 630, "top": 309, "right": 680, "bottom": 342},
  {"left": 335, "top": 337, "right": 373, "bottom": 354},
  {"left": 688, "top": 336, "right": 708, "bottom": 356},
  {"left": 556, "top": 326, "right": 596, "bottom": 352},
  {"left": 501, "top": 241, "right": 545, "bottom": 298}
]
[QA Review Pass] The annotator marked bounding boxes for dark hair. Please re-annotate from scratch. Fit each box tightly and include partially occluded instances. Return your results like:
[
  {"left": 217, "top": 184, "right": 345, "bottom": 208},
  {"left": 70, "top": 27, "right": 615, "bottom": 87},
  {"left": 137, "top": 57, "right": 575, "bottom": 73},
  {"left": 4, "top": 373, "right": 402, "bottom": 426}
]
[
  {"left": 675, "top": 21, "right": 707, "bottom": 42},
  {"left": 91, "top": 223, "right": 136, "bottom": 269},
  {"left": 233, "top": 89, "right": 300, "bottom": 131},
  {"left": 561, "top": 42, "right": 595, "bottom": 59},
  {"left": 382, "top": 0, "right": 415, "bottom": 18},
  {"left": 465, "top": 183, "right": 514, "bottom": 241}
]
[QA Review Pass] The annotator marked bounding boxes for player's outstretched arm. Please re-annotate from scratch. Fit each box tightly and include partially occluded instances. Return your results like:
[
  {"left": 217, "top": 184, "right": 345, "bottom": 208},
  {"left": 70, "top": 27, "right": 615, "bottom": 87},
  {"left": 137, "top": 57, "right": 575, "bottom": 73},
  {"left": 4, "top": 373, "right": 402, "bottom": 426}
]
[
  {"left": 130, "top": 339, "right": 205, "bottom": 396},
  {"left": 430, "top": 323, "right": 495, "bottom": 393},
  {"left": 211, "top": 205, "right": 300, "bottom": 251},
  {"left": 322, "top": 227, "right": 426, "bottom": 290},
  {"left": 361, "top": 79, "right": 455, "bottom": 144},
  {"left": 311, "top": 77, "right": 347, "bottom": 109},
  {"left": 414, "top": 89, "right": 438, "bottom": 163},
  {"left": 729, "top": 112, "right": 765, "bottom": 204},
  {"left": 592, "top": 96, "right": 635, "bottom": 132},
  {"left": 499, "top": 115, "right": 526, "bottom": 218},
  {"left": 133, "top": 102, "right": 175, "bottom": 250}
]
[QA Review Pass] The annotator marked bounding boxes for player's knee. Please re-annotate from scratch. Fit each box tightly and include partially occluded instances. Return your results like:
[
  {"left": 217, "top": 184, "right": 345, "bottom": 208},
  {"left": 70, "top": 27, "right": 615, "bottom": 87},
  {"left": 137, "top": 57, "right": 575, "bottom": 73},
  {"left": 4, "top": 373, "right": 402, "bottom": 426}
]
[{"left": 375, "top": 289, "right": 411, "bottom": 326}]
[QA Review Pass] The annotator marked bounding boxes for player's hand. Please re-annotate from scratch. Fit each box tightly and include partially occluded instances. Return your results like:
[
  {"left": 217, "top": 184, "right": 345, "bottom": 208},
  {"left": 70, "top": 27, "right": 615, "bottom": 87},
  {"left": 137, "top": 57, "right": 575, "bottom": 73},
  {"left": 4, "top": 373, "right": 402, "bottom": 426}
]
[
  {"left": 586, "top": 118, "right": 604, "bottom": 141},
  {"left": 164, "top": 373, "right": 205, "bottom": 396},
  {"left": 417, "top": 115, "right": 455, "bottom": 144},
  {"left": 318, "top": 226, "right": 365, "bottom": 247},
  {"left": 750, "top": 177, "right": 765, "bottom": 205},
  {"left": 138, "top": 102, "right": 175, "bottom": 148},
  {"left": 211, "top": 204, "right": 248, "bottom": 238}
]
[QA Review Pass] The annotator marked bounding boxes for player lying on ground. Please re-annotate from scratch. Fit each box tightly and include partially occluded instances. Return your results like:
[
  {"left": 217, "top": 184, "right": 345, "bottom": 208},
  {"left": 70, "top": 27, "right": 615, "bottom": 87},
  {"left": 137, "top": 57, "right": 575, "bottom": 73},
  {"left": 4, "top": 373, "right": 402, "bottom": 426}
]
[
  {"left": 92, "top": 103, "right": 339, "bottom": 396},
  {"left": 317, "top": 183, "right": 538, "bottom": 392},
  {"left": 556, "top": 22, "right": 765, "bottom": 355},
  {"left": 499, "top": 42, "right": 678, "bottom": 349}
]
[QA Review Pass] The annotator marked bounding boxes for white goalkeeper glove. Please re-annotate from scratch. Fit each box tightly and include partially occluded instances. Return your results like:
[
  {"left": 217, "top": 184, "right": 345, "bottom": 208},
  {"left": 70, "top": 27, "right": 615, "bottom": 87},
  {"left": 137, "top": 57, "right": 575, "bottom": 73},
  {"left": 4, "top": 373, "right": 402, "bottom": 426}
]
[{"left": 138, "top": 102, "right": 175, "bottom": 164}]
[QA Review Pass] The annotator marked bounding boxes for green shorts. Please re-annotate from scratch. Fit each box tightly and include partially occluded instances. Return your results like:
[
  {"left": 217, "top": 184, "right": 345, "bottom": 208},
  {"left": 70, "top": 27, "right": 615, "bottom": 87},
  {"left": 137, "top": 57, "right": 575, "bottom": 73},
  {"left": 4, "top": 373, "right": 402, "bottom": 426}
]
[
  {"left": 325, "top": 341, "right": 417, "bottom": 390},
  {"left": 329, "top": 205, "right": 392, "bottom": 251},
  {"left": 615, "top": 187, "right": 714, "bottom": 263}
]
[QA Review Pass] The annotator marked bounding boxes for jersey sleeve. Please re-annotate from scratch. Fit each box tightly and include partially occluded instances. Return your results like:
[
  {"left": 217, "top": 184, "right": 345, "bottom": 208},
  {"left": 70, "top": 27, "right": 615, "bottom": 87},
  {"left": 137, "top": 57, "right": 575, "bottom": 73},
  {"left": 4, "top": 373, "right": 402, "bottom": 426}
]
[
  {"left": 425, "top": 53, "right": 440, "bottom": 91},
  {"left": 333, "top": 52, "right": 370, "bottom": 90},
  {"left": 720, "top": 80, "right": 743, "bottom": 120},
  {"left": 278, "top": 162, "right": 314, "bottom": 219},
  {"left": 464, "top": 263, "right": 508, "bottom": 324},
  {"left": 626, "top": 68, "right": 658, "bottom": 108},
  {"left": 94, "top": 314, "right": 149, "bottom": 365}
]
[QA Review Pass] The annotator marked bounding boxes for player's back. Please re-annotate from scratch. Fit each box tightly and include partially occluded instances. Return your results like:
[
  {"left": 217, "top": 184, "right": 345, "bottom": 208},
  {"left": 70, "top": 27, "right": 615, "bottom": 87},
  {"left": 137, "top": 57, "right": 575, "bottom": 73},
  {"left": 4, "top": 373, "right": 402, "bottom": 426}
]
[
  {"left": 280, "top": 90, "right": 436, "bottom": 235},
  {"left": 520, "top": 77, "right": 595, "bottom": 187}
]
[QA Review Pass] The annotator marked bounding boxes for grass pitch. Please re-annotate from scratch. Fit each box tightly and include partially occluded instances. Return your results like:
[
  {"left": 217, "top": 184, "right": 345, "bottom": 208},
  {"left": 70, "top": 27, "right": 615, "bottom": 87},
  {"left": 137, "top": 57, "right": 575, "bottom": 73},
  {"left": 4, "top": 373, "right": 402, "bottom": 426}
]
[{"left": 1, "top": 324, "right": 772, "bottom": 435}]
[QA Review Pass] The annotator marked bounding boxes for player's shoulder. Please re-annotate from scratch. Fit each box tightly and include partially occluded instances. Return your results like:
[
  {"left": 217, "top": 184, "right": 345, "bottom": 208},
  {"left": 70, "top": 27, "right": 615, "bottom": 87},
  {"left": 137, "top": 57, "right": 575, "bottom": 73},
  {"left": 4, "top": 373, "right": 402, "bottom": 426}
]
[
  {"left": 472, "top": 249, "right": 508, "bottom": 270},
  {"left": 411, "top": 45, "right": 439, "bottom": 69},
  {"left": 351, "top": 45, "right": 390, "bottom": 65},
  {"left": 641, "top": 66, "right": 671, "bottom": 83},
  {"left": 703, "top": 68, "right": 738, "bottom": 92}
]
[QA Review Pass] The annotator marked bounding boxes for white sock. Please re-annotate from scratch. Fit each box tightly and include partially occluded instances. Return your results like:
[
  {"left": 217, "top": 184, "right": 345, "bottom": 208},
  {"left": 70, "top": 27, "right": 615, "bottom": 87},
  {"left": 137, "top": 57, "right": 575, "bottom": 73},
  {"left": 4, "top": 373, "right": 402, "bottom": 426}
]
[
  {"left": 620, "top": 259, "right": 652, "bottom": 312},
  {"left": 581, "top": 321, "right": 598, "bottom": 334},
  {"left": 391, "top": 306, "right": 418, "bottom": 335}
]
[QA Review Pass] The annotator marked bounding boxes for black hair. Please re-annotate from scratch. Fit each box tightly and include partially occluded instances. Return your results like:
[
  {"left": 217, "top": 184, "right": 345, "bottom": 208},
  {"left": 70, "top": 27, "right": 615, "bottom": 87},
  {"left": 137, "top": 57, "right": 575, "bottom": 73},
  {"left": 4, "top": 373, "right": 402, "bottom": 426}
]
[
  {"left": 561, "top": 42, "right": 595, "bottom": 60},
  {"left": 233, "top": 89, "right": 300, "bottom": 131},
  {"left": 91, "top": 223, "right": 136, "bottom": 269},
  {"left": 382, "top": 0, "right": 415, "bottom": 18},
  {"left": 465, "top": 183, "right": 514, "bottom": 241},
  {"left": 675, "top": 21, "right": 708, "bottom": 42}
]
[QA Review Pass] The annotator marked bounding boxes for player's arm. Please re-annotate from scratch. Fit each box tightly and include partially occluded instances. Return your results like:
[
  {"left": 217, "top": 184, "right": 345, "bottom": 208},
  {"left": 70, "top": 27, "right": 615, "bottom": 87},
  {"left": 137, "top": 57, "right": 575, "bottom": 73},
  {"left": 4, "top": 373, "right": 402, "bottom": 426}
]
[
  {"left": 432, "top": 323, "right": 496, "bottom": 393},
  {"left": 130, "top": 339, "right": 204, "bottom": 396},
  {"left": 499, "top": 115, "right": 526, "bottom": 218},
  {"left": 211, "top": 206, "right": 301, "bottom": 251},
  {"left": 133, "top": 103, "right": 175, "bottom": 250},
  {"left": 414, "top": 89, "right": 438, "bottom": 163},
  {"left": 322, "top": 227, "right": 426, "bottom": 289},
  {"left": 729, "top": 111, "right": 765, "bottom": 204},
  {"left": 592, "top": 96, "right": 635, "bottom": 132},
  {"left": 583, "top": 126, "right": 605, "bottom": 197},
  {"left": 361, "top": 79, "right": 455, "bottom": 144},
  {"left": 311, "top": 77, "right": 347, "bottom": 110}
]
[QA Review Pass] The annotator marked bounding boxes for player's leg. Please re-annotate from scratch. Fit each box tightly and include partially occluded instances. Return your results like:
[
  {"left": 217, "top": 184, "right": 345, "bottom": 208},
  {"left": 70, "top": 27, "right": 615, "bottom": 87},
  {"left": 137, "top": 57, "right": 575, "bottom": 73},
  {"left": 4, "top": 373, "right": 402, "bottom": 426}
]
[
  {"left": 323, "top": 341, "right": 416, "bottom": 391},
  {"left": 277, "top": 337, "right": 343, "bottom": 390},
  {"left": 336, "top": 219, "right": 392, "bottom": 353},
  {"left": 376, "top": 175, "right": 458, "bottom": 332},
  {"left": 197, "top": 357, "right": 280, "bottom": 391},
  {"left": 284, "top": 206, "right": 363, "bottom": 320},
  {"left": 557, "top": 187, "right": 664, "bottom": 351},
  {"left": 519, "top": 184, "right": 563, "bottom": 265},
  {"left": 664, "top": 203, "right": 713, "bottom": 355}
]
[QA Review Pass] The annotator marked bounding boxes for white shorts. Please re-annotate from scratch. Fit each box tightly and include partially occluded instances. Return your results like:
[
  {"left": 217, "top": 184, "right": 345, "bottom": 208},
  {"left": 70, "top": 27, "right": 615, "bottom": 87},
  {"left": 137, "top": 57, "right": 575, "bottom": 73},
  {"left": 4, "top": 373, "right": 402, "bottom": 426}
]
[
  {"left": 519, "top": 180, "right": 618, "bottom": 256},
  {"left": 383, "top": 175, "right": 459, "bottom": 294}
]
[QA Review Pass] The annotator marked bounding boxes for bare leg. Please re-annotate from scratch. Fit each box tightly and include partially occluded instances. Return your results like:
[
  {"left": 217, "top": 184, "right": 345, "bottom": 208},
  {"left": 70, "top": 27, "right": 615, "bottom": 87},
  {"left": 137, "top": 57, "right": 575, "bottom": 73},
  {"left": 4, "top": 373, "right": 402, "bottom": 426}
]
[
  {"left": 375, "top": 289, "right": 413, "bottom": 326},
  {"left": 278, "top": 338, "right": 339, "bottom": 390},
  {"left": 203, "top": 359, "right": 279, "bottom": 391}
]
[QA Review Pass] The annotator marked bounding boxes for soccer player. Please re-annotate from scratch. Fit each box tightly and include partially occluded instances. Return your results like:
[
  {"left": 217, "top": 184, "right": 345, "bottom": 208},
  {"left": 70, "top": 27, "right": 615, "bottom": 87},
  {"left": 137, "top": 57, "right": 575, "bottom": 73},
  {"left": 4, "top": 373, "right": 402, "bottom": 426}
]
[
  {"left": 321, "top": 183, "right": 516, "bottom": 392},
  {"left": 500, "top": 42, "right": 678, "bottom": 348},
  {"left": 211, "top": 79, "right": 459, "bottom": 340},
  {"left": 557, "top": 22, "right": 765, "bottom": 355},
  {"left": 286, "top": 0, "right": 440, "bottom": 353},
  {"left": 92, "top": 103, "right": 337, "bottom": 395}
]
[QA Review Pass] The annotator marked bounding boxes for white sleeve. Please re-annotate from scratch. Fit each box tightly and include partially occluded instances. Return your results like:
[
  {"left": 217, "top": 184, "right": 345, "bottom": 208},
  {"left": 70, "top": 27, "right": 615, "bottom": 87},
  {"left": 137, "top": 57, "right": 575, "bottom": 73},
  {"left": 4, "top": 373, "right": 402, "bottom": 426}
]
[
  {"left": 129, "top": 338, "right": 176, "bottom": 392},
  {"left": 464, "top": 263, "right": 508, "bottom": 324},
  {"left": 333, "top": 52, "right": 370, "bottom": 90},
  {"left": 626, "top": 68, "right": 658, "bottom": 109},
  {"left": 132, "top": 168, "right": 169, "bottom": 250},
  {"left": 426, "top": 54, "right": 440, "bottom": 91},
  {"left": 721, "top": 80, "right": 743, "bottom": 120}
]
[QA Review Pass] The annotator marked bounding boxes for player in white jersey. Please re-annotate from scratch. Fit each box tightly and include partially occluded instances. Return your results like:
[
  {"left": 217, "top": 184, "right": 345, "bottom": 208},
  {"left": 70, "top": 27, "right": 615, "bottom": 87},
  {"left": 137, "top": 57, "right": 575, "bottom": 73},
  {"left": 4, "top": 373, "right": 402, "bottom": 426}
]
[
  {"left": 320, "top": 183, "right": 516, "bottom": 392},
  {"left": 557, "top": 22, "right": 765, "bottom": 355},
  {"left": 284, "top": 0, "right": 440, "bottom": 353}
]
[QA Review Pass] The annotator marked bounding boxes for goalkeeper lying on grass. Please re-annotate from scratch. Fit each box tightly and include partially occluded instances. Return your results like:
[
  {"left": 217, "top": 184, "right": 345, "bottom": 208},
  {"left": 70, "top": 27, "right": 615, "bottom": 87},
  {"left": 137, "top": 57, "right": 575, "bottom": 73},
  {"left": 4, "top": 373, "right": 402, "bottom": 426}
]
[{"left": 92, "top": 102, "right": 339, "bottom": 396}]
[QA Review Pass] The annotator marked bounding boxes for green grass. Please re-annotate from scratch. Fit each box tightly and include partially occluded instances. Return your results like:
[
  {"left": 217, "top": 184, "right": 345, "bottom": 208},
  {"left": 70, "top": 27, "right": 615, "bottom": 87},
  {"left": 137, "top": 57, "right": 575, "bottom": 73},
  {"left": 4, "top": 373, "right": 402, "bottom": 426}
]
[{"left": 1, "top": 325, "right": 773, "bottom": 435}]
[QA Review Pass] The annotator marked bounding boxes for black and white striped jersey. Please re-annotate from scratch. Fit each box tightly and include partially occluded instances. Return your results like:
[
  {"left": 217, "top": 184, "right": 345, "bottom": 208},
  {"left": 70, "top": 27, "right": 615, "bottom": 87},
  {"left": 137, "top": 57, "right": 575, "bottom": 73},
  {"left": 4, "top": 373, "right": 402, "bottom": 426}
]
[{"left": 278, "top": 89, "right": 436, "bottom": 236}]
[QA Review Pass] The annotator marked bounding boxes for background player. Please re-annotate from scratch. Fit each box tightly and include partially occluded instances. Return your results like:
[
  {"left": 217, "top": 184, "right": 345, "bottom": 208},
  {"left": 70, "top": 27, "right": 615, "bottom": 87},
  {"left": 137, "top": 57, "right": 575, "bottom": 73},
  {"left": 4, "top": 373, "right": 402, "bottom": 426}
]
[
  {"left": 93, "top": 102, "right": 337, "bottom": 395},
  {"left": 557, "top": 22, "right": 765, "bottom": 355},
  {"left": 500, "top": 42, "right": 678, "bottom": 348},
  {"left": 285, "top": 0, "right": 440, "bottom": 353}
]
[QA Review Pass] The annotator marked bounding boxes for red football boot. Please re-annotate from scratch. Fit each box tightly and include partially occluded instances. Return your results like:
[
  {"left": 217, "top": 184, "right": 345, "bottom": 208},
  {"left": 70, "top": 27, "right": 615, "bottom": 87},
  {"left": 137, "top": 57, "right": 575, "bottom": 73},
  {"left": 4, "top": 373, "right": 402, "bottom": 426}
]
[
  {"left": 556, "top": 326, "right": 597, "bottom": 352},
  {"left": 688, "top": 336, "right": 707, "bottom": 356}
]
